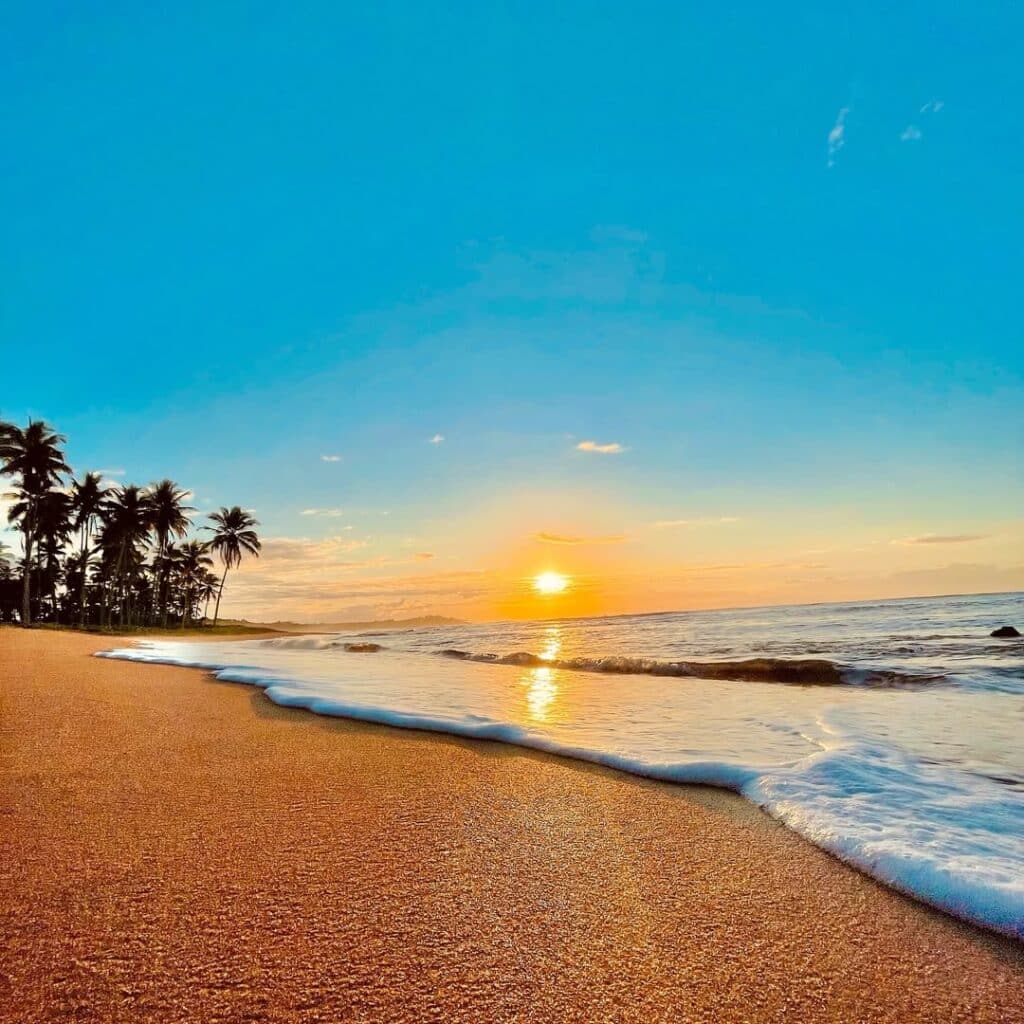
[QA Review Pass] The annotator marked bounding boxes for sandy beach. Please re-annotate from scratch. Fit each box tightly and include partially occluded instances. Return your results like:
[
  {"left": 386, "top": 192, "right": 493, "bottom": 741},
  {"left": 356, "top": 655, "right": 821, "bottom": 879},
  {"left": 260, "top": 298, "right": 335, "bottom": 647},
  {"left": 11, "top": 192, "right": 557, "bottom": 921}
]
[{"left": 1, "top": 628, "right": 1022, "bottom": 1023}]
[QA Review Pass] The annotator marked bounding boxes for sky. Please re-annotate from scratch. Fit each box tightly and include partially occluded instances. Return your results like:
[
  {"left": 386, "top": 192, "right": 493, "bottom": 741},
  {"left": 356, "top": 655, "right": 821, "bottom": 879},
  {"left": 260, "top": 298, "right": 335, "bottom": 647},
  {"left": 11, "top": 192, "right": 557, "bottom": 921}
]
[{"left": 2, "top": 1, "right": 1022, "bottom": 622}]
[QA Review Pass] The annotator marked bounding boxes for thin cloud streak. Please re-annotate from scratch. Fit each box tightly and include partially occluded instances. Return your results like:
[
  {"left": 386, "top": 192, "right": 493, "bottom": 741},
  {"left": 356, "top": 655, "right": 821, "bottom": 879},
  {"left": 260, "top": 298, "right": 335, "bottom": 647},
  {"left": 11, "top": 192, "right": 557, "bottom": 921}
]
[
  {"left": 654, "top": 516, "right": 740, "bottom": 528},
  {"left": 895, "top": 534, "right": 990, "bottom": 546},
  {"left": 827, "top": 106, "right": 849, "bottom": 167},
  {"left": 532, "top": 531, "right": 628, "bottom": 545},
  {"left": 576, "top": 440, "right": 625, "bottom": 454},
  {"left": 320, "top": 454, "right": 342, "bottom": 462}
]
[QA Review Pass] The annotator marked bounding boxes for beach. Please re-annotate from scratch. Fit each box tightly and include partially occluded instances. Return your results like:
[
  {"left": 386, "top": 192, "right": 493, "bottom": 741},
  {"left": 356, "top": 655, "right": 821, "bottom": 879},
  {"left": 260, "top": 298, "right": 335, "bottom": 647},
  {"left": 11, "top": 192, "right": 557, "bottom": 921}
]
[{"left": 2, "top": 628, "right": 1023, "bottom": 1023}]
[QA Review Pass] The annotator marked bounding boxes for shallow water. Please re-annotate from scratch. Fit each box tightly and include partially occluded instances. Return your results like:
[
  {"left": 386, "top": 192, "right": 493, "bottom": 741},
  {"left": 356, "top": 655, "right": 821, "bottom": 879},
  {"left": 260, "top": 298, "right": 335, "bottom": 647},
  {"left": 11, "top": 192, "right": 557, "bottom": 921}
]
[{"left": 100, "top": 591, "right": 1024, "bottom": 939}]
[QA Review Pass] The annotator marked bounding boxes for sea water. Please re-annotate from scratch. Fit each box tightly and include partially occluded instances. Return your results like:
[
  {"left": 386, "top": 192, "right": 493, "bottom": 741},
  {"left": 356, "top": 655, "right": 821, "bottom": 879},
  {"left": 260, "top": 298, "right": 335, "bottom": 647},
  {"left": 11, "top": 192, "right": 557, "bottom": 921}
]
[{"left": 99, "top": 591, "right": 1024, "bottom": 940}]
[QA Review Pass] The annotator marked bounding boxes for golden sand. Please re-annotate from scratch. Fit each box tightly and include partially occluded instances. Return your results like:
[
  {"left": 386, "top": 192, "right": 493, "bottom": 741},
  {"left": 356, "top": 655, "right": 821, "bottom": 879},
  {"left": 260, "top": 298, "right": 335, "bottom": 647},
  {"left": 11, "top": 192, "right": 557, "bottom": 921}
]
[{"left": 1, "top": 628, "right": 1022, "bottom": 1023}]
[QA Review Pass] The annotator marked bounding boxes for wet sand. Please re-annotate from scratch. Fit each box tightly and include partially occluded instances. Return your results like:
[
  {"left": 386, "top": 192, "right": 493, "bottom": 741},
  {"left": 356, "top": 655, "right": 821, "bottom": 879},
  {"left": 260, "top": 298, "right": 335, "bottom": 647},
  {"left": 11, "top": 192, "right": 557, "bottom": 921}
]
[{"left": 2, "top": 627, "right": 1022, "bottom": 1023}]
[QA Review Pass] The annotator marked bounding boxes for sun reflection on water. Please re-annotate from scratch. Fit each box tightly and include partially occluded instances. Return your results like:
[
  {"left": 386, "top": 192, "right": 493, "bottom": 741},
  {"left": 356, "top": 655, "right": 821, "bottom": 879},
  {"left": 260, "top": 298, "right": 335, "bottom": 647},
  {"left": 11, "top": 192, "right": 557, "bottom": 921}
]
[
  {"left": 538, "top": 626, "right": 562, "bottom": 662},
  {"left": 523, "top": 666, "right": 559, "bottom": 721}
]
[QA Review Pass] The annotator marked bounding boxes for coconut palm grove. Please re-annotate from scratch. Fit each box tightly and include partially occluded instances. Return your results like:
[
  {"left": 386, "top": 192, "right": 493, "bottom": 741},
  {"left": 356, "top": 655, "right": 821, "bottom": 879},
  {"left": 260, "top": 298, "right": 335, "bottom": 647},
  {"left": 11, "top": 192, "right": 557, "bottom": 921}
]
[{"left": 0, "top": 418, "right": 260, "bottom": 628}]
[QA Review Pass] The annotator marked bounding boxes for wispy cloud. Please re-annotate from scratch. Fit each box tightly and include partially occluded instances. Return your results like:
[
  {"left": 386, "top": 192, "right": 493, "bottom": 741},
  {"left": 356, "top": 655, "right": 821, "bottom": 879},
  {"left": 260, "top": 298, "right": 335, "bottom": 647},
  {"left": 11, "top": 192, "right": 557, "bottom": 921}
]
[
  {"left": 576, "top": 440, "right": 625, "bottom": 454},
  {"left": 654, "top": 516, "right": 740, "bottom": 528},
  {"left": 827, "top": 106, "right": 849, "bottom": 167},
  {"left": 532, "top": 531, "right": 628, "bottom": 545},
  {"left": 895, "top": 533, "right": 989, "bottom": 546},
  {"left": 903, "top": 100, "right": 943, "bottom": 142},
  {"left": 414, "top": 552, "right": 435, "bottom": 560},
  {"left": 320, "top": 454, "right": 342, "bottom": 463},
  {"left": 259, "top": 536, "right": 367, "bottom": 561},
  {"left": 429, "top": 433, "right": 445, "bottom": 445},
  {"left": 95, "top": 467, "right": 125, "bottom": 477},
  {"left": 300, "top": 508, "right": 345, "bottom": 518}
]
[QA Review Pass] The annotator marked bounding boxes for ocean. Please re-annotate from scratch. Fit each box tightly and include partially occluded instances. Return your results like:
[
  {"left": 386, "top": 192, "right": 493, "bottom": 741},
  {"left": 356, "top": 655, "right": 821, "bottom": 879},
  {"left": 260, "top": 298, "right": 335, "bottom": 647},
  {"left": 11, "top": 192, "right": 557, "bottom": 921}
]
[{"left": 100, "top": 590, "right": 1024, "bottom": 940}]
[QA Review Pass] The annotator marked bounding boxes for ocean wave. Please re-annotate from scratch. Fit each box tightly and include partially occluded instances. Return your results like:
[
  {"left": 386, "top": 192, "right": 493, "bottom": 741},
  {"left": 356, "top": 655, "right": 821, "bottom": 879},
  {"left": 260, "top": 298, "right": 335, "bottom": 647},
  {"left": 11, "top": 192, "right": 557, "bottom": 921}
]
[
  {"left": 437, "top": 649, "right": 944, "bottom": 687},
  {"left": 263, "top": 636, "right": 387, "bottom": 653}
]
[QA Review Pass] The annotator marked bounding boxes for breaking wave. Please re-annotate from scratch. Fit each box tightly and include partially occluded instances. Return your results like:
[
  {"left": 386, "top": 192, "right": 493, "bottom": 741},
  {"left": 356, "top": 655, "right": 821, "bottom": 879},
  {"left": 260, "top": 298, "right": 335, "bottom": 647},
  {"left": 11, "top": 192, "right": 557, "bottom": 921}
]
[{"left": 437, "top": 649, "right": 944, "bottom": 687}]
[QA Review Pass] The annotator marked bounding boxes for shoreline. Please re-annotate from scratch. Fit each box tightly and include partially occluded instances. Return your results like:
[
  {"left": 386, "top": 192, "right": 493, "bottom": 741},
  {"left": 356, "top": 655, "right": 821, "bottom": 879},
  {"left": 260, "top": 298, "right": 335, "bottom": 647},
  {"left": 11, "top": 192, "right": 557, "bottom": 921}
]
[{"left": 2, "top": 628, "right": 1023, "bottom": 1022}]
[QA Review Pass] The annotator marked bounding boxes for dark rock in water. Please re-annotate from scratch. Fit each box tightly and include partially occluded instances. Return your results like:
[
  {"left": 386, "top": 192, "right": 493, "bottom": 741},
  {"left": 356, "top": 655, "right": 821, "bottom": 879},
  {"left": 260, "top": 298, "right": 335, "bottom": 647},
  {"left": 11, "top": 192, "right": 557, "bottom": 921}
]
[
  {"left": 343, "top": 642, "right": 384, "bottom": 652},
  {"left": 990, "top": 626, "right": 1021, "bottom": 638}
]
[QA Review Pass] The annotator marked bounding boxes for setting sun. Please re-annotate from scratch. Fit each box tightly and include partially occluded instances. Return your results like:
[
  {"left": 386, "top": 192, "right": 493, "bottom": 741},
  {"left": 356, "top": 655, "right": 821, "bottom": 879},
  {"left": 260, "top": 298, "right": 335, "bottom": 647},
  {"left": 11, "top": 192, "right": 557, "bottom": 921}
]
[{"left": 533, "top": 571, "right": 569, "bottom": 595}]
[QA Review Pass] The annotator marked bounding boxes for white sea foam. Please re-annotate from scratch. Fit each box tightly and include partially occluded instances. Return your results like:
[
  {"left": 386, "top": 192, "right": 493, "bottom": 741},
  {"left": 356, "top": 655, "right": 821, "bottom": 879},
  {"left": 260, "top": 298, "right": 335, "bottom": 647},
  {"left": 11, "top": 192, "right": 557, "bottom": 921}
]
[{"left": 98, "top": 592, "right": 1024, "bottom": 941}]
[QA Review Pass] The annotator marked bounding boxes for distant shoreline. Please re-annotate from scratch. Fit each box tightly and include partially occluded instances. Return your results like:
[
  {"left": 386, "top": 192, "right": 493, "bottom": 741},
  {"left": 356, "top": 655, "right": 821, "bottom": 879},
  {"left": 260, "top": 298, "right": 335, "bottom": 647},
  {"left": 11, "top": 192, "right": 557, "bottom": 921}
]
[
  {"left": 220, "top": 614, "right": 467, "bottom": 633},
  {"left": 220, "top": 589, "right": 1024, "bottom": 633}
]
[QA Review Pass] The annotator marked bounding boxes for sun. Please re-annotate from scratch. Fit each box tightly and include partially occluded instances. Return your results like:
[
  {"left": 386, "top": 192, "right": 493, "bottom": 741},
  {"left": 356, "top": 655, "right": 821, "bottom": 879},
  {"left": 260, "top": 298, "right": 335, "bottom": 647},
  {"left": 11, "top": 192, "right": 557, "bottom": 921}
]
[{"left": 533, "top": 571, "right": 569, "bottom": 595}]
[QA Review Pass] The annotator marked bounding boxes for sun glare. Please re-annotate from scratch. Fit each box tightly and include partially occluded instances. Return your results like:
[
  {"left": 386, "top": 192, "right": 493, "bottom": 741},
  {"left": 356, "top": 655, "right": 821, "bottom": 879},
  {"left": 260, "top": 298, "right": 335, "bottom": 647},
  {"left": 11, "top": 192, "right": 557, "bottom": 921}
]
[{"left": 533, "top": 571, "right": 569, "bottom": 595}]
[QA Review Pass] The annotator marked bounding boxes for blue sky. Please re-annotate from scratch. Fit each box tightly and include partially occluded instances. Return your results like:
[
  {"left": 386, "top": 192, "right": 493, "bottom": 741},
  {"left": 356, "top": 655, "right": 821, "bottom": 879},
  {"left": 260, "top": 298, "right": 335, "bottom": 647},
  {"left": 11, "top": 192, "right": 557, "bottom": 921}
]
[{"left": 2, "top": 2, "right": 1022, "bottom": 620}]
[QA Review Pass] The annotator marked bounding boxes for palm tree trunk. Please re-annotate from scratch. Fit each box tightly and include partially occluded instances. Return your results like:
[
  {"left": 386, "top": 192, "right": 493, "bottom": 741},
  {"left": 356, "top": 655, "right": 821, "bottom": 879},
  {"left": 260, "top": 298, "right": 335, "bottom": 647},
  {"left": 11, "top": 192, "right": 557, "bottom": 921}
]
[
  {"left": 115, "top": 542, "right": 128, "bottom": 628},
  {"left": 51, "top": 561, "right": 60, "bottom": 625},
  {"left": 78, "top": 520, "right": 91, "bottom": 628},
  {"left": 213, "top": 564, "right": 229, "bottom": 627},
  {"left": 180, "top": 584, "right": 191, "bottom": 630},
  {"left": 158, "top": 538, "right": 169, "bottom": 628},
  {"left": 20, "top": 527, "right": 33, "bottom": 627}
]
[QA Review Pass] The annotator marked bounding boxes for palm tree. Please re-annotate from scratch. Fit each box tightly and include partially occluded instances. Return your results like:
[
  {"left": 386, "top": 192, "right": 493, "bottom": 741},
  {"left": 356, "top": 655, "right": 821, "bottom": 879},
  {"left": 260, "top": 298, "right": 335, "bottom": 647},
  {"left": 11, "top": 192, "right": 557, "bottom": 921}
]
[
  {"left": 70, "top": 472, "right": 108, "bottom": 626},
  {"left": 197, "top": 569, "right": 221, "bottom": 624},
  {"left": 100, "top": 485, "right": 155, "bottom": 626},
  {"left": 0, "top": 420, "right": 70, "bottom": 625},
  {"left": 204, "top": 506, "right": 260, "bottom": 626},
  {"left": 148, "top": 480, "right": 194, "bottom": 626},
  {"left": 176, "top": 540, "right": 213, "bottom": 629},
  {"left": 35, "top": 489, "right": 73, "bottom": 621}
]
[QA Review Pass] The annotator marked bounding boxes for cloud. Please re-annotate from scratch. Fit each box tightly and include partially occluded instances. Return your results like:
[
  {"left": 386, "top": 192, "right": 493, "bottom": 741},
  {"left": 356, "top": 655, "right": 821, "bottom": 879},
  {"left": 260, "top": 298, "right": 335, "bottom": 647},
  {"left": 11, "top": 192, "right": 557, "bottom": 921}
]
[
  {"left": 532, "top": 531, "right": 628, "bottom": 545},
  {"left": 654, "top": 516, "right": 740, "bottom": 528},
  {"left": 414, "top": 552, "right": 435, "bottom": 560},
  {"left": 300, "top": 508, "right": 345, "bottom": 517},
  {"left": 95, "top": 467, "right": 125, "bottom": 477},
  {"left": 320, "top": 454, "right": 342, "bottom": 463},
  {"left": 259, "top": 536, "right": 367, "bottom": 561},
  {"left": 429, "top": 433, "right": 445, "bottom": 444},
  {"left": 827, "top": 106, "right": 849, "bottom": 167},
  {"left": 903, "top": 101, "right": 942, "bottom": 141},
  {"left": 895, "top": 533, "right": 990, "bottom": 546},
  {"left": 576, "top": 440, "right": 625, "bottom": 454}
]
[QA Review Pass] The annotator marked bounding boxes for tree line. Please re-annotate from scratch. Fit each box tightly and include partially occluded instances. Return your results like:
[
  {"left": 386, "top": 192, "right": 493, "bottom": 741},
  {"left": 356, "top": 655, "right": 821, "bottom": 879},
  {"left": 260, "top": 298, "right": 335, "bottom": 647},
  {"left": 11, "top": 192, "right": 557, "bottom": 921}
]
[{"left": 0, "top": 418, "right": 260, "bottom": 629}]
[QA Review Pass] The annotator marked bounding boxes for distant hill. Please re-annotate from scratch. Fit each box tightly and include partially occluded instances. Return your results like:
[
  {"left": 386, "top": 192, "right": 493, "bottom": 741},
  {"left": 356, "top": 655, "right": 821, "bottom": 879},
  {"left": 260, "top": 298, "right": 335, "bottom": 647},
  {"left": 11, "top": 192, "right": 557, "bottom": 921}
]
[{"left": 219, "top": 615, "right": 466, "bottom": 633}]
